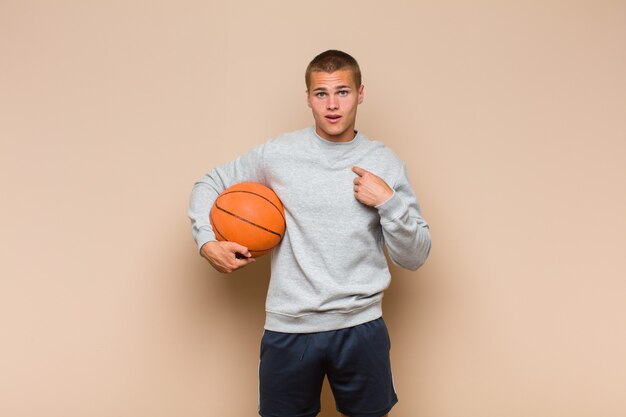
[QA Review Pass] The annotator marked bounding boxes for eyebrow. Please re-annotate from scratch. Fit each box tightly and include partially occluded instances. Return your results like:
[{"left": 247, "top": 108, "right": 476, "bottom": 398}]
[{"left": 312, "top": 85, "right": 353, "bottom": 92}]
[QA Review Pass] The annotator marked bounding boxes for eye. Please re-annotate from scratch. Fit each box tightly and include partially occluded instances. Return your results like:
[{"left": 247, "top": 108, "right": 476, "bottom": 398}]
[
  {"left": 338, "top": 90, "right": 349, "bottom": 97},
  {"left": 315, "top": 92, "right": 327, "bottom": 98}
]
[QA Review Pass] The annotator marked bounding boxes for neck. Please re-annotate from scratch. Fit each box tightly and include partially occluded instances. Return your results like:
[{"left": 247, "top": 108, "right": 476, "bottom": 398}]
[{"left": 314, "top": 127, "right": 357, "bottom": 143}]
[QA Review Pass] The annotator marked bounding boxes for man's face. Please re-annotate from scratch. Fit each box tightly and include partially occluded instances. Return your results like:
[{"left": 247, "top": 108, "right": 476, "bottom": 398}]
[{"left": 307, "top": 69, "right": 364, "bottom": 142}]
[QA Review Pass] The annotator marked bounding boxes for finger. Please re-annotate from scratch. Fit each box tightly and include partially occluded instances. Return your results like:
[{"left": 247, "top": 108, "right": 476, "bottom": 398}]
[
  {"left": 352, "top": 166, "right": 367, "bottom": 176},
  {"left": 353, "top": 177, "right": 360, "bottom": 185},
  {"left": 235, "top": 256, "right": 256, "bottom": 269},
  {"left": 239, "top": 256, "right": 256, "bottom": 265}
]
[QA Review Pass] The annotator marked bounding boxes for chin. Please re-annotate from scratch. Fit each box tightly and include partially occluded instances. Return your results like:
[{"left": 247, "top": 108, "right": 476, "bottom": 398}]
[
  {"left": 325, "top": 125, "right": 345, "bottom": 136},
  {"left": 325, "top": 130, "right": 345, "bottom": 139}
]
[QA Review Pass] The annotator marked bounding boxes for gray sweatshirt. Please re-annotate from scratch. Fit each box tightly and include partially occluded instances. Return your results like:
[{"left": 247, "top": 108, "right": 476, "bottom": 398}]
[{"left": 188, "top": 127, "right": 431, "bottom": 333}]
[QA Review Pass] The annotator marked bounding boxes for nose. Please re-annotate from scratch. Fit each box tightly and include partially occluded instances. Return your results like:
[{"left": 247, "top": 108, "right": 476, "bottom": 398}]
[{"left": 326, "top": 95, "right": 338, "bottom": 110}]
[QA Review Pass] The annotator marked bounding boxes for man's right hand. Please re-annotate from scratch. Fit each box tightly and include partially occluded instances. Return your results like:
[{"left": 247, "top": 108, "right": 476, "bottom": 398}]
[{"left": 200, "top": 241, "right": 256, "bottom": 273}]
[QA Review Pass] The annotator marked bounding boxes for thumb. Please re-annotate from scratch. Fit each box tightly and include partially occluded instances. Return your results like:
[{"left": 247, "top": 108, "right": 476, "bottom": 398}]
[{"left": 227, "top": 241, "right": 252, "bottom": 258}]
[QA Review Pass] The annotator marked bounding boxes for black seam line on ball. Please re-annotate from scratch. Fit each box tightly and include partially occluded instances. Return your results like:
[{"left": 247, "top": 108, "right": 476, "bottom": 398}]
[
  {"left": 215, "top": 204, "right": 282, "bottom": 238},
  {"left": 219, "top": 190, "right": 286, "bottom": 223}
]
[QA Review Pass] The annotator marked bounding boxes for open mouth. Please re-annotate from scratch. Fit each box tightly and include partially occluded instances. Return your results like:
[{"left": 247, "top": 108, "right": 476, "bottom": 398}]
[{"left": 325, "top": 114, "right": 341, "bottom": 122}]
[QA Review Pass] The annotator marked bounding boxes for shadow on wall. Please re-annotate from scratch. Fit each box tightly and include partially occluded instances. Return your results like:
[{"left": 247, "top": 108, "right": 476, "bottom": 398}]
[{"left": 189, "top": 250, "right": 271, "bottom": 328}]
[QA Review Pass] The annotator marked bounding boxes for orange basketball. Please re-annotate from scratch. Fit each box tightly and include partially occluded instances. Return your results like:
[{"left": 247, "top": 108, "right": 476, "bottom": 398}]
[{"left": 210, "top": 182, "right": 286, "bottom": 258}]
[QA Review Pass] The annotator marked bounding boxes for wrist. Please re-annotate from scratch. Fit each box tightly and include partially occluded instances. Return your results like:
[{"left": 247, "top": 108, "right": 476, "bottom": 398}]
[
  {"left": 375, "top": 190, "right": 395, "bottom": 208},
  {"left": 200, "top": 240, "right": 218, "bottom": 256}
]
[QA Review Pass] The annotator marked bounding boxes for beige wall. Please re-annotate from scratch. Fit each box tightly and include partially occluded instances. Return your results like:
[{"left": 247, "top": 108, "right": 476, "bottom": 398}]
[{"left": 1, "top": 1, "right": 625, "bottom": 416}]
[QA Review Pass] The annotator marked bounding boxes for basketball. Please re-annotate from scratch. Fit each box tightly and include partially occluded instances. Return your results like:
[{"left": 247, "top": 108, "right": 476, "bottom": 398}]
[{"left": 210, "top": 182, "right": 286, "bottom": 258}]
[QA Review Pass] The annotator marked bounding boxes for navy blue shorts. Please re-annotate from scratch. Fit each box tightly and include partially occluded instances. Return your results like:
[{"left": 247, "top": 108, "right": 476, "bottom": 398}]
[{"left": 258, "top": 317, "right": 398, "bottom": 417}]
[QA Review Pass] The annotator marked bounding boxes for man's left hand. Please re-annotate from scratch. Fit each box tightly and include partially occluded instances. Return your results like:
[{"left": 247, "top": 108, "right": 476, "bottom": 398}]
[{"left": 352, "top": 166, "right": 394, "bottom": 207}]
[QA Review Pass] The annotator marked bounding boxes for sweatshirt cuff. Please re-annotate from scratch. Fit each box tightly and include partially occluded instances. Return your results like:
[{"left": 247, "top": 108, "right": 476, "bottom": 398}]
[
  {"left": 196, "top": 230, "right": 217, "bottom": 253},
  {"left": 375, "top": 190, "right": 407, "bottom": 222}
]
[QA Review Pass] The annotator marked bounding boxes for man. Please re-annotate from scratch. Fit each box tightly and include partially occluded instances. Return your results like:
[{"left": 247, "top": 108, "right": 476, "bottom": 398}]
[{"left": 189, "top": 50, "right": 431, "bottom": 417}]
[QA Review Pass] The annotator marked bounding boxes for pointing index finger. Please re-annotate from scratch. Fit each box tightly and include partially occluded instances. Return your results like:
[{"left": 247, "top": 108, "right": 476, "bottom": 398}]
[{"left": 352, "top": 166, "right": 367, "bottom": 176}]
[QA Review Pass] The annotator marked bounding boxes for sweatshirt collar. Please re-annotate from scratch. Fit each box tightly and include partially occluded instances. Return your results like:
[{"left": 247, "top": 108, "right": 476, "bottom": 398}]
[{"left": 310, "top": 126, "right": 364, "bottom": 148}]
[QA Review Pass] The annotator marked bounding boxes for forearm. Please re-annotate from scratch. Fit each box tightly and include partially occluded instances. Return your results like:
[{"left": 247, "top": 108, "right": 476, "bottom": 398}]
[
  {"left": 375, "top": 162, "right": 431, "bottom": 271},
  {"left": 188, "top": 171, "right": 224, "bottom": 251},
  {"left": 377, "top": 191, "right": 431, "bottom": 270}
]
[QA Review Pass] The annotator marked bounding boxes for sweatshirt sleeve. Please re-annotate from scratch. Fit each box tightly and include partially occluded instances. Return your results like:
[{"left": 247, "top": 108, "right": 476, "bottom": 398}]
[
  {"left": 188, "top": 143, "right": 267, "bottom": 252},
  {"left": 375, "top": 163, "right": 431, "bottom": 271}
]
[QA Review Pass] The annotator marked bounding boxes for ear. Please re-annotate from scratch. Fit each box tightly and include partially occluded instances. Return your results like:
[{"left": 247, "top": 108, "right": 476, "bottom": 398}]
[
  {"left": 358, "top": 84, "right": 365, "bottom": 104},
  {"left": 306, "top": 89, "right": 312, "bottom": 108}
]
